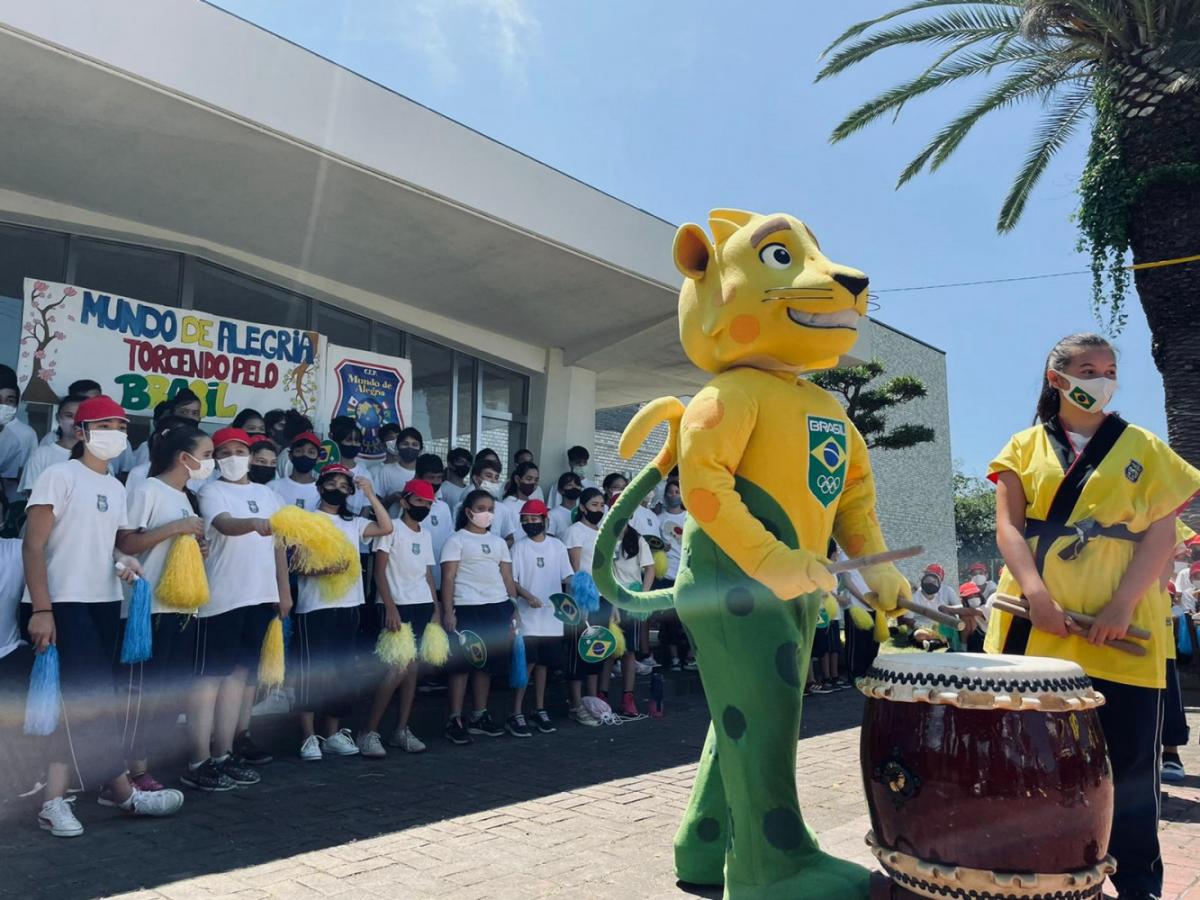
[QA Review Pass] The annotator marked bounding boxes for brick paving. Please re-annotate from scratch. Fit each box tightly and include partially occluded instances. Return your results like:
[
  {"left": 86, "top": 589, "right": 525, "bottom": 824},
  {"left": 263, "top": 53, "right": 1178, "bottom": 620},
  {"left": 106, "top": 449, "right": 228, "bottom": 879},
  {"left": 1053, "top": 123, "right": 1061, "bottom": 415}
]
[{"left": 2, "top": 681, "right": 1200, "bottom": 899}]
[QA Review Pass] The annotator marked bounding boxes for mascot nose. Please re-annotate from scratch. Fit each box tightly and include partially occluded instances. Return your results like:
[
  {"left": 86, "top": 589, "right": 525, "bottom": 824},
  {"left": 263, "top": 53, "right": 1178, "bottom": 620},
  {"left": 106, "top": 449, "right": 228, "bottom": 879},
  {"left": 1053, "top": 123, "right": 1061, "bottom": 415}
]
[{"left": 833, "top": 273, "right": 870, "bottom": 297}]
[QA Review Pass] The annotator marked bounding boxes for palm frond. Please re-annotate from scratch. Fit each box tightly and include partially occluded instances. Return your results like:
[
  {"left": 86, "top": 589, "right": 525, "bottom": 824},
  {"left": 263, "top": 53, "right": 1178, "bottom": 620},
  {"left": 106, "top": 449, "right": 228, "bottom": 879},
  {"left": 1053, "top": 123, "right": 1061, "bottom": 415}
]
[
  {"left": 819, "top": 0, "right": 1022, "bottom": 59},
  {"left": 998, "top": 87, "right": 1093, "bottom": 230}
]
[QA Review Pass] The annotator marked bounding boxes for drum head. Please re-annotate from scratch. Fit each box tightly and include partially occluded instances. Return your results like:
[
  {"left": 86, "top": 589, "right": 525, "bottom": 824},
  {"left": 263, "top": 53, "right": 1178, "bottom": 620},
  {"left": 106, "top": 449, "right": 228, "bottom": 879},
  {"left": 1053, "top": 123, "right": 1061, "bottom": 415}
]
[{"left": 858, "top": 651, "right": 1104, "bottom": 711}]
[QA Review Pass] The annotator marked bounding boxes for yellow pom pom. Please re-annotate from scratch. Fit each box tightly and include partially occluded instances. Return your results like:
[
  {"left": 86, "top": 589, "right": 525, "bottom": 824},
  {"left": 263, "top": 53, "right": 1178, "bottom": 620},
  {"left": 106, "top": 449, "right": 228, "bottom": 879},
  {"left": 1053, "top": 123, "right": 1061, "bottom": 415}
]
[
  {"left": 609, "top": 617, "right": 627, "bottom": 658},
  {"left": 270, "top": 506, "right": 356, "bottom": 576},
  {"left": 849, "top": 606, "right": 874, "bottom": 632},
  {"left": 376, "top": 623, "right": 416, "bottom": 668},
  {"left": 873, "top": 609, "right": 891, "bottom": 643},
  {"left": 317, "top": 551, "right": 362, "bottom": 602},
  {"left": 822, "top": 594, "right": 840, "bottom": 622},
  {"left": 258, "top": 617, "right": 285, "bottom": 688},
  {"left": 420, "top": 620, "right": 451, "bottom": 666},
  {"left": 156, "top": 535, "right": 210, "bottom": 611},
  {"left": 652, "top": 549, "right": 669, "bottom": 580}
]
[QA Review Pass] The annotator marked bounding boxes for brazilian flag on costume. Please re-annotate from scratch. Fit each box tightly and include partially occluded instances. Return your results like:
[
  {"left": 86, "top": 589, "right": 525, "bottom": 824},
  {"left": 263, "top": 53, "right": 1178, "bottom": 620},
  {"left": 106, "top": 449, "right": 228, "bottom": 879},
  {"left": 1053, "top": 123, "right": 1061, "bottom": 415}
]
[{"left": 985, "top": 420, "right": 1200, "bottom": 689}]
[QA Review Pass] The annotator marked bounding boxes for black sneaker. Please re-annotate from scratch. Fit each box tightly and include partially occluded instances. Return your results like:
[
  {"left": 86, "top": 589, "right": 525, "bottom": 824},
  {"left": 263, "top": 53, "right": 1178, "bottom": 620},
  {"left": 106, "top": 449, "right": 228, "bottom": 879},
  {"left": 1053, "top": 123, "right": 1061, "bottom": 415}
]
[
  {"left": 532, "top": 709, "right": 557, "bottom": 734},
  {"left": 444, "top": 716, "right": 472, "bottom": 745},
  {"left": 506, "top": 714, "right": 533, "bottom": 738},
  {"left": 180, "top": 759, "right": 236, "bottom": 792},
  {"left": 812, "top": 682, "right": 836, "bottom": 695},
  {"left": 233, "top": 731, "right": 273, "bottom": 766},
  {"left": 216, "top": 755, "right": 261, "bottom": 786},
  {"left": 467, "top": 710, "right": 504, "bottom": 737}
]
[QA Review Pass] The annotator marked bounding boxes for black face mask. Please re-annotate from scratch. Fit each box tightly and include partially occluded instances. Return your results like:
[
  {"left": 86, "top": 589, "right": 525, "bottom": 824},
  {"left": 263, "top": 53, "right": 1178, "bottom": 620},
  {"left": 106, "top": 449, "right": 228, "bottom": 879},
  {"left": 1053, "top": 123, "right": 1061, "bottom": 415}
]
[
  {"left": 291, "top": 454, "right": 317, "bottom": 474},
  {"left": 407, "top": 505, "right": 431, "bottom": 523},
  {"left": 397, "top": 447, "right": 420, "bottom": 464},
  {"left": 522, "top": 522, "right": 545, "bottom": 538},
  {"left": 561, "top": 488, "right": 582, "bottom": 502},
  {"left": 452, "top": 463, "right": 471, "bottom": 479},
  {"left": 920, "top": 578, "right": 941, "bottom": 595},
  {"left": 320, "top": 488, "right": 349, "bottom": 507},
  {"left": 338, "top": 443, "right": 360, "bottom": 460},
  {"left": 248, "top": 464, "right": 276, "bottom": 485},
  {"left": 583, "top": 509, "right": 605, "bottom": 525},
  {"left": 517, "top": 482, "right": 538, "bottom": 497}
]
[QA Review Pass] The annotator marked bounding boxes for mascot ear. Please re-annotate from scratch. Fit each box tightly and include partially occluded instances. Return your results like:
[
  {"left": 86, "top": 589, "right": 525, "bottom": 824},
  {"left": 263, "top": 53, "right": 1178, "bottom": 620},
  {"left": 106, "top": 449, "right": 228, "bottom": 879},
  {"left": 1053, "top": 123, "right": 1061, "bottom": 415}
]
[{"left": 673, "top": 224, "right": 713, "bottom": 280}]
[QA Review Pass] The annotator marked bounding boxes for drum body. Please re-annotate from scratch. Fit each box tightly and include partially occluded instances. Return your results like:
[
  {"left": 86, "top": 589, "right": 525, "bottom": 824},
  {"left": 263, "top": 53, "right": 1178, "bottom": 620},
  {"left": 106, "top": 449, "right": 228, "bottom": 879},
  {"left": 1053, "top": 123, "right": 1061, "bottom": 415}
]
[{"left": 859, "top": 653, "right": 1115, "bottom": 900}]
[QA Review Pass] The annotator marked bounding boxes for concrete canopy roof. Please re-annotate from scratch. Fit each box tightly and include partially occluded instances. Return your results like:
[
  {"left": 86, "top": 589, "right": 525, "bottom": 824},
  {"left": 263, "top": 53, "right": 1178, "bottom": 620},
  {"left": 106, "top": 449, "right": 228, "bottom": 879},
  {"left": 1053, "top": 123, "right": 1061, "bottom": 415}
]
[{"left": 0, "top": 0, "right": 708, "bottom": 407}]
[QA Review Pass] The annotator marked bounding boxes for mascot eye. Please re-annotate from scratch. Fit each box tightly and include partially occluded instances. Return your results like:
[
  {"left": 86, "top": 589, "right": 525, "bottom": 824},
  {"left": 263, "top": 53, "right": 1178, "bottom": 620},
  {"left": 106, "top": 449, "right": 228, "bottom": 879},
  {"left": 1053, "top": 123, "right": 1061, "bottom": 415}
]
[{"left": 758, "top": 243, "right": 792, "bottom": 269}]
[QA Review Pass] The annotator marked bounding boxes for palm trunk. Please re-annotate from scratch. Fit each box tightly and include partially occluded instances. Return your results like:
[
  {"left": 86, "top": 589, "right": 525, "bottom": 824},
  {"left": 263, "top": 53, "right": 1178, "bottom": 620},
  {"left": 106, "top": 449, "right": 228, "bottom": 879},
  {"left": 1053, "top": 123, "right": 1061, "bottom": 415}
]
[{"left": 1119, "top": 74, "right": 1200, "bottom": 523}]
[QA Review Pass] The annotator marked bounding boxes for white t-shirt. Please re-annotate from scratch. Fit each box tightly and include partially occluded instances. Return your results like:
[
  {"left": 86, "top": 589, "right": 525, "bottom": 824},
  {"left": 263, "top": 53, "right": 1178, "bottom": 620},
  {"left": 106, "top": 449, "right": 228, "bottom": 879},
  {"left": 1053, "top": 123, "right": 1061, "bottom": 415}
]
[
  {"left": 912, "top": 582, "right": 960, "bottom": 629},
  {"left": 613, "top": 535, "right": 654, "bottom": 589},
  {"left": 23, "top": 460, "right": 127, "bottom": 604},
  {"left": 0, "top": 538, "right": 25, "bottom": 658},
  {"left": 511, "top": 536, "right": 573, "bottom": 637},
  {"left": 341, "top": 463, "right": 377, "bottom": 516},
  {"left": 441, "top": 529, "right": 511, "bottom": 607},
  {"left": 18, "top": 443, "right": 70, "bottom": 496},
  {"left": 198, "top": 479, "right": 283, "bottom": 617},
  {"left": 0, "top": 417, "right": 39, "bottom": 499},
  {"left": 631, "top": 505, "right": 660, "bottom": 540},
  {"left": 424, "top": 498, "right": 454, "bottom": 590},
  {"left": 438, "top": 479, "right": 469, "bottom": 512},
  {"left": 125, "top": 477, "right": 197, "bottom": 614},
  {"left": 271, "top": 476, "right": 320, "bottom": 512},
  {"left": 374, "top": 522, "right": 435, "bottom": 606},
  {"left": 548, "top": 505, "right": 575, "bottom": 541},
  {"left": 658, "top": 510, "right": 688, "bottom": 580},
  {"left": 564, "top": 521, "right": 601, "bottom": 573},
  {"left": 132, "top": 441, "right": 150, "bottom": 469},
  {"left": 375, "top": 463, "right": 417, "bottom": 507},
  {"left": 296, "top": 512, "right": 371, "bottom": 614},
  {"left": 125, "top": 461, "right": 209, "bottom": 496}
]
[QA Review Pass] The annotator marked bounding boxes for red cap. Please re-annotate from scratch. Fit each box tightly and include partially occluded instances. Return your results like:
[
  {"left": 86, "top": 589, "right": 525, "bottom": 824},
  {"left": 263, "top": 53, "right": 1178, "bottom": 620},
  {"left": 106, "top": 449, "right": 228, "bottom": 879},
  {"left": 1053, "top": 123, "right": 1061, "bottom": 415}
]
[
  {"left": 968, "top": 562, "right": 988, "bottom": 574},
  {"left": 1169, "top": 580, "right": 1179, "bottom": 597},
  {"left": 521, "top": 499, "right": 550, "bottom": 517},
  {"left": 1188, "top": 535, "right": 1200, "bottom": 548},
  {"left": 924, "top": 564, "right": 946, "bottom": 580},
  {"left": 74, "top": 395, "right": 128, "bottom": 424},
  {"left": 959, "top": 582, "right": 982, "bottom": 599},
  {"left": 212, "top": 427, "right": 252, "bottom": 450},
  {"left": 402, "top": 478, "right": 436, "bottom": 502},
  {"left": 1190, "top": 562, "right": 1200, "bottom": 578},
  {"left": 318, "top": 463, "right": 355, "bottom": 492},
  {"left": 290, "top": 431, "right": 321, "bottom": 449}
]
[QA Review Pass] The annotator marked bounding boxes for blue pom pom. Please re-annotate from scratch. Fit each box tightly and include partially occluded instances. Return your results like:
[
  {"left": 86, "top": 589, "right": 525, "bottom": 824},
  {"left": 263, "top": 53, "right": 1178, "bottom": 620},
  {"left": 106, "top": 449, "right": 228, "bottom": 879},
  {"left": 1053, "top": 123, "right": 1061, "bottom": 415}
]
[
  {"left": 282, "top": 615, "right": 294, "bottom": 648},
  {"left": 509, "top": 625, "right": 528, "bottom": 689},
  {"left": 24, "top": 646, "right": 61, "bottom": 736},
  {"left": 120, "top": 578, "right": 153, "bottom": 664},
  {"left": 571, "top": 571, "right": 601, "bottom": 614}
]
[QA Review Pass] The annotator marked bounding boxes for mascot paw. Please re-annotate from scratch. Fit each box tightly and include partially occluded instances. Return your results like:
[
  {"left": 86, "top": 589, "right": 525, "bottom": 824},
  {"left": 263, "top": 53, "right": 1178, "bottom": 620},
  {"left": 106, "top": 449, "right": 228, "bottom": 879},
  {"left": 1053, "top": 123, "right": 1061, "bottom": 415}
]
[
  {"left": 784, "top": 549, "right": 837, "bottom": 598},
  {"left": 859, "top": 562, "right": 909, "bottom": 614}
]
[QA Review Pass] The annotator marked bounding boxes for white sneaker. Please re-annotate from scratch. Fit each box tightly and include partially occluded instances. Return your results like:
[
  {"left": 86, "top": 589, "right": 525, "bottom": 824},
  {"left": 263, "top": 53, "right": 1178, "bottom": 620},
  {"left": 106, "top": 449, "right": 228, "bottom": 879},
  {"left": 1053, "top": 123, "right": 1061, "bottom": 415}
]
[
  {"left": 634, "top": 659, "right": 654, "bottom": 676},
  {"left": 612, "top": 662, "right": 622, "bottom": 677},
  {"left": 38, "top": 797, "right": 83, "bottom": 837},
  {"left": 319, "top": 728, "right": 360, "bottom": 756},
  {"left": 356, "top": 731, "right": 386, "bottom": 759},
  {"left": 389, "top": 726, "right": 427, "bottom": 753},
  {"left": 251, "top": 688, "right": 292, "bottom": 717},
  {"left": 122, "top": 787, "right": 185, "bottom": 817},
  {"left": 300, "top": 734, "right": 323, "bottom": 761},
  {"left": 569, "top": 705, "right": 600, "bottom": 727}
]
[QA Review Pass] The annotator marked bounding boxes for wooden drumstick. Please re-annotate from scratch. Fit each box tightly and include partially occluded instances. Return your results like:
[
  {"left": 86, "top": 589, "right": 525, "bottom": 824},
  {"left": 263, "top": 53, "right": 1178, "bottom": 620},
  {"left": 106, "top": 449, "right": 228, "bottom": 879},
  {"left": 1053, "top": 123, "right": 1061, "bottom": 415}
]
[
  {"left": 826, "top": 545, "right": 924, "bottom": 574},
  {"left": 896, "top": 597, "right": 965, "bottom": 630},
  {"left": 995, "top": 593, "right": 1152, "bottom": 641},
  {"left": 992, "top": 597, "right": 1146, "bottom": 656}
]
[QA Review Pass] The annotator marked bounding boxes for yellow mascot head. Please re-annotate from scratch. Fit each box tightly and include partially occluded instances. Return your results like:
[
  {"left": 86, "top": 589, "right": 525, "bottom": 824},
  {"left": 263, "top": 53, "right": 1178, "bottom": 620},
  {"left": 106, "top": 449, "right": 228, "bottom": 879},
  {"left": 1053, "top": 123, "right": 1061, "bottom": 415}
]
[{"left": 673, "top": 209, "right": 869, "bottom": 375}]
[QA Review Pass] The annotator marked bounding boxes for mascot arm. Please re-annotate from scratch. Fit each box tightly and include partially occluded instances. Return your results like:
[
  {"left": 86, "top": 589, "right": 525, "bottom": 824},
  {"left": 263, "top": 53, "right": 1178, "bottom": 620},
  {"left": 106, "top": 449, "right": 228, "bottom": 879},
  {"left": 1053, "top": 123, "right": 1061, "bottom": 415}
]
[
  {"left": 679, "top": 384, "right": 835, "bottom": 601},
  {"left": 831, "top": 423, "right": 910, "bottom": 613}
]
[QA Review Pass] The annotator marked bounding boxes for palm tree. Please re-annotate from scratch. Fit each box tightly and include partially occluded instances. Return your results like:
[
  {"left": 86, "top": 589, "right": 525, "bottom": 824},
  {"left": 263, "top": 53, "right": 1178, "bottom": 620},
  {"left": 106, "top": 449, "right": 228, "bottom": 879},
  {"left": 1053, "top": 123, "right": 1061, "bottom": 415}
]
[{"left": 818, "top": 1, "right": 1200, "bottom": 474}]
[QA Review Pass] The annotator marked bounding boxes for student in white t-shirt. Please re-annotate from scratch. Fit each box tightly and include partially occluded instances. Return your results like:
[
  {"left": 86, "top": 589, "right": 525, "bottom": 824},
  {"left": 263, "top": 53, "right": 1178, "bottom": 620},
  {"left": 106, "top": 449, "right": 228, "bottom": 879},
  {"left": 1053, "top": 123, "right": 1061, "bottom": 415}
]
[
  {"left": 18, "top": 394, "right": 87, "bottom": 497},
  {"left": 608, "top": 520, "right": 655, "bottom": 718},
  {"left": 545, "top": 445, "right": 599, "bottom": 509},
  {"left": 455, "top": 458, "right": 517, "bottom": 545},
  {"left": 509, "top": 499, "right": 574, "bottom": 737},
  {"left": 548, "top": 472, "right": 583, "bottom": 540},
  {"left": 501, "top": 461, "right": 542, "bottom": 529},
  {"left": 440, "top": 489, "right": 520, "bottom": 745},
  {"left": 124, "top": 415, "right": 213, "bottom": 497},
  {"left": 413, "top": 454, "right": 454, "bottom": 590},
  {"left": 508, "top": 450, "right": 546, "bottom": 503},
  {"left": 375, "top": 425, "right": 422, "bottom": 508},
  {"left": 115, "top": 422, "right": 212, "bottom": 790},
  {"left": 655, "top": 479, "right": 692, "bottom": 670},
  {"left": 187, "top": 428, "right": 291, "bottom": 793},
  {"left": 360, "top": 478, "right": 439, "bottom": 758},
  {"left": 22, "top": 395, "right": 183, "bottom": 837},
  {"left": 295, "top": 464, "right": 391, "bottom": 762},
  {"left": 328, "top": 416, "right": 377, "bottom": 514},
  {"left": 246, "top": 438, "right": 280, "bottom": 489},
  {"left": 0, "top": 366, "right": 39, "bottom": 502},
  {"left": 438, "top": 447, "right": 473, "bottom": 512},
  {"left": 270, "top": 431, "right": 321, "bottom": 511},
  {"left": 563, "top": 487, "right": 608, "bottom": 725}
]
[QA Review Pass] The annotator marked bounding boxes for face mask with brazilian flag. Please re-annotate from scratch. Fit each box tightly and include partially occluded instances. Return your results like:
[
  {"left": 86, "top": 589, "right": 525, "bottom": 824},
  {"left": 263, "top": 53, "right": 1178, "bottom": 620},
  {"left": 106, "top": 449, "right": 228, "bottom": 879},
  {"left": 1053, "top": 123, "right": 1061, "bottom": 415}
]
[{"left": 1058, "top": 372, "right": 1118, "bottom": 413}]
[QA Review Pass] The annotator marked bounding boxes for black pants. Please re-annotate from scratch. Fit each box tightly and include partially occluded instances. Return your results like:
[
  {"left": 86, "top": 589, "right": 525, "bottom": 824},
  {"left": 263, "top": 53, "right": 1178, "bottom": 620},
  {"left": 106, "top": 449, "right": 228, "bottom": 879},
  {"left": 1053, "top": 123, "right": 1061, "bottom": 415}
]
[
  {"left": 297, "top": 607, "right": 361, "bottom": 719},
  {"left": 843, "top": 609, "right": 879, "bottom": 679},
  {"left": 1163, "top": 657, "right": 1190, "bottom": 747},
  {"left": 1091, "top": 676, "right": 1164, "bottom": 897},
  {"left": 118, "top": 613, "right": 196, "bottom": 763}
]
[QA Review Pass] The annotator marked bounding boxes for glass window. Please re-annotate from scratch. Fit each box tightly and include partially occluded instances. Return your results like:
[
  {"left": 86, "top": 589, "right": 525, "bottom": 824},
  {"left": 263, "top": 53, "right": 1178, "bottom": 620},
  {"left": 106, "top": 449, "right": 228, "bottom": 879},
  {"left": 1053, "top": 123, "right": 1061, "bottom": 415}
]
[
  {"left": 374, "top": 324, "right": 403, "bottom": 357},
  {"left": 71, "top": 238, "right": 181, "bottom": 307},
  {"left": 454, "top": 355, "right": 475, "bottom": 453},
  {"left": 0, "top": 224, "right": 67, "bottom": 372},
  {"left": 192, "top": 263, "right": 309, "bottom": 329},
  {"left": 480, "top": 418, "right": 526, "bottom": 473},
  {"left": 316, "top": 303, "right": 371, "bottom": 351},
  {"left": 482, "top": 364, "right": 527, "bottom": 416},
  {"left": 409, "top": 337, "right": 452, "bottom": 458}
]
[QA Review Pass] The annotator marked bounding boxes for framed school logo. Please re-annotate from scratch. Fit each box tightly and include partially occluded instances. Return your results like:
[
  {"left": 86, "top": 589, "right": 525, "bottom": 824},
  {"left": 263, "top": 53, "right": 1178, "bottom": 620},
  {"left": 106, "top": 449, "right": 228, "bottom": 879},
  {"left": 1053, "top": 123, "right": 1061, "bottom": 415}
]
[
  {"left": 807, "top": 416, "right": 847, "bottom": 509},
  {"left": 1125, "top": 459, "right": 1144, "bottom": 483},
  {"left": 248, "top": 500, "right": 260, "bottom": 514},
  {"left": 578, "top": 625, "right": 616, "bottom": 663},
  {"left": 458, "top": 630, "right": 487, "bottom": 668},
  {"left": 96, "top": 494, "right": 108, "bottom": 512}
]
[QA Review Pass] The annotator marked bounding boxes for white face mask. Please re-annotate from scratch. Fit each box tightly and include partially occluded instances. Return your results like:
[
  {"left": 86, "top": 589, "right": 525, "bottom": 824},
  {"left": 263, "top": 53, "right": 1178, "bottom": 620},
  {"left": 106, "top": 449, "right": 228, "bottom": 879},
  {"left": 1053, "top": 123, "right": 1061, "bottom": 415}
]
[
  {"left": 1057, "top": 372, "right": 1117, "bottom": 413},
  {"left": 218, "top": 455, "right": 251, "bottom": 481},
  {"left": 385, "top": 440, "right": 398, "bottom": 455},
  {"left": 85, "top": 429, "right": 128, "bottom": 461},
  {"left": 481, "top": 479, "right": 502, "bottom": 499},
  {"left": 0, "top": 404, "right": 16, "bottom": 426},
  {"left": 971, "top": 573, "right": 987, "bottom": 587},
  {"left": 571, "top": 465, "right": 588, "bottom": 478},
  {"left": 185, "top": 454, "right": 216, "bottom": 482}
]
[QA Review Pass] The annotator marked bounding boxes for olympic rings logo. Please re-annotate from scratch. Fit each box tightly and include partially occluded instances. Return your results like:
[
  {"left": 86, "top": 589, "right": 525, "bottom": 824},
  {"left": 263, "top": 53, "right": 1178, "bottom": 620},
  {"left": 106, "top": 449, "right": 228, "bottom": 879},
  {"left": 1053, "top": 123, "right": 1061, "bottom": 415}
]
[{"left": 816, "top": 474, "right": 842, "bottom": 494}]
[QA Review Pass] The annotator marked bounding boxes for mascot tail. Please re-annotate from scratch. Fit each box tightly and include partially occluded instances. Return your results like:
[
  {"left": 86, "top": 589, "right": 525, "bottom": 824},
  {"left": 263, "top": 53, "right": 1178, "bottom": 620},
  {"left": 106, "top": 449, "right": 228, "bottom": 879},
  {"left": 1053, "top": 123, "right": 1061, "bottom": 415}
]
[{"left": 591, "top": 397, "right": 685, "bottom": 615}]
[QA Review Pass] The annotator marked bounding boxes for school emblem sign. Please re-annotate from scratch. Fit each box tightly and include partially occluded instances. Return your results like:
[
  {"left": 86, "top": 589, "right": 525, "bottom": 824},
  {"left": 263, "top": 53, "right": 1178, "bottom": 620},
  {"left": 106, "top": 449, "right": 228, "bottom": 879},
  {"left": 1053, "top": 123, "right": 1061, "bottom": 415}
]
[{"left": 807, "top": 416, "right": 847, "bottom": 509}]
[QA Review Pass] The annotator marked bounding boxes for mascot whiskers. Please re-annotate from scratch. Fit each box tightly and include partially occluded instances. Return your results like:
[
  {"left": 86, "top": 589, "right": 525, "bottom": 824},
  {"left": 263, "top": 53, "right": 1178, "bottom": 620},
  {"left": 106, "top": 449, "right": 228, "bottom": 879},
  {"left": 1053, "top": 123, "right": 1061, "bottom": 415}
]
[{"left": 592, "top": 209, "right": 911, "bottom": 899}]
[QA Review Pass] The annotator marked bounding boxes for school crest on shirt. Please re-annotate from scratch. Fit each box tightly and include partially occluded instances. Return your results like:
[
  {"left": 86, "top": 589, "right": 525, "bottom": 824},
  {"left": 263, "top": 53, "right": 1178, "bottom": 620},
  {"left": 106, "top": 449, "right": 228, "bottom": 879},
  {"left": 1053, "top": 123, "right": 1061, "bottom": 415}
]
[
  {"left": 411, "top": 543, "right": 421, "bottom": 556},
  {"left": 294, "top": 500, "right": 305, "bottom": 508},
  {"left": 430, "top": 515, "right": 439, "bottom": 527},
  {"left": 1125, "top": 459, "right": 1144, "bottom": 483},
  {"left": 537, "top": 556, "right": 545, "bottom": 569},
  {"left": 807, "top": 416, "right": 847, "bottom": 509},
  {"left": 482, "top": 544, "right": 492, "bottom": 555},
  {"left": 248, "top": 500, "right": 260, "bottom": 514},
  {"left": 96, "top": 494, "right": 108, "bottom": 512}
]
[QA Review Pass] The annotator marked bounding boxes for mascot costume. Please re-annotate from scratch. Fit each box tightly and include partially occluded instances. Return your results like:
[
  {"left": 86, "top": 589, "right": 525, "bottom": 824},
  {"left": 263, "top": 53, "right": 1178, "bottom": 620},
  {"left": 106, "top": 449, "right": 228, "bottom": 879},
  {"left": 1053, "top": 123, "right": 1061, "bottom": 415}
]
[{"left": 592, "top": 209, "right": 910, "bottom": 899}]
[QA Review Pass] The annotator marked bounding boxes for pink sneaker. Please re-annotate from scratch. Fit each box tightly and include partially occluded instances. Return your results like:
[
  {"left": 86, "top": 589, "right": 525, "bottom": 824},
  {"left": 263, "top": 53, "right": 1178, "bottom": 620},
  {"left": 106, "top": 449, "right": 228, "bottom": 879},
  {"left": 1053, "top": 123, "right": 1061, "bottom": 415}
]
[
  {"left": 129, "top": 772, "right": 164, "bottom": 792},
  {"left": 620, "top": 692, "right": 639, "bottom": 718}
]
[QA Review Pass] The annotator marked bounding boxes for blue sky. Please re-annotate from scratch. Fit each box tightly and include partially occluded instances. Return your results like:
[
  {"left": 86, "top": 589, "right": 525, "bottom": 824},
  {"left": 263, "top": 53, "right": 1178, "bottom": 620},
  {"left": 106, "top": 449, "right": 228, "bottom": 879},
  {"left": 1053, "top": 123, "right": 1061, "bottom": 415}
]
[{"left": 210, "top": 0, "right": 1168, "bottom": 478}]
